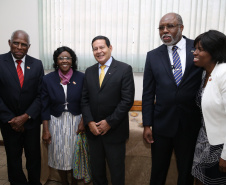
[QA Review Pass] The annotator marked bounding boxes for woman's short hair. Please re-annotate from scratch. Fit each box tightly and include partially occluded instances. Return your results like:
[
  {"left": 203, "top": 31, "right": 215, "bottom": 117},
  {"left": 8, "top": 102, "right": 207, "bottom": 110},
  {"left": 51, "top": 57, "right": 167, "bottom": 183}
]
[
  {"left": 194, "top": 30, "right": 226, "bottom": 64},
  {"left": 53, "top": 46, "right": 78, "bottom": 70}
]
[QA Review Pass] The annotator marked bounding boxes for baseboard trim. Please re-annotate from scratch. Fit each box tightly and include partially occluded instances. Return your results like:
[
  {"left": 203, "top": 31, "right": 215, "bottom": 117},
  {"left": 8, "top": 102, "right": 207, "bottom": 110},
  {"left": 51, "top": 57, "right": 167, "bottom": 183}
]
[{"left": 130, "top": 100, "right": 142, "bottom": 111}]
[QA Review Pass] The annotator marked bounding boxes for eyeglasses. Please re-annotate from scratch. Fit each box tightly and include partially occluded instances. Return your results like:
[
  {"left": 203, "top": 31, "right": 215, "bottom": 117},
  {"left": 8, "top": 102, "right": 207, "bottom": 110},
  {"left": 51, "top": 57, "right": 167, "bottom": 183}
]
[
  {"left": 12, "top": 42, "right": 29, "bottom": 48},
  {"left": 57, "top": 57, "right": 72, "bottom": 61},
  {"left": 158, "top": 24, "right": 181, "bottom": 31}
]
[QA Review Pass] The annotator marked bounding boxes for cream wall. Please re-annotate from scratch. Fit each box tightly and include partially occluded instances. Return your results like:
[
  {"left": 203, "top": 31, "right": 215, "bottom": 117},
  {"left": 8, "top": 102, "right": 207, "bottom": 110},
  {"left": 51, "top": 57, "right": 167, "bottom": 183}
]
[{"left": 0, "top": 0, "right": 143, "bottom": 101}]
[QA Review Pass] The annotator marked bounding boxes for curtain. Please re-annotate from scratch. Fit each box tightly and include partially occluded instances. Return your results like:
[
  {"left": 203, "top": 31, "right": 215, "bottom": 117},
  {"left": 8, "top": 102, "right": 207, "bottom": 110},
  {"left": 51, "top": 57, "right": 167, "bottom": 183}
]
[{"left": 39, "top": 0, "right": 226, "bottom": 72}]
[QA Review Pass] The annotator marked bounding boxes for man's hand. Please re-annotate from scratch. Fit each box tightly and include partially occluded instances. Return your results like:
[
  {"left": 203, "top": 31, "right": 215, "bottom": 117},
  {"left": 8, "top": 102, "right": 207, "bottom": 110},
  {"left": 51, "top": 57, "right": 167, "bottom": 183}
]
[
  {"left": 96, "top": 120, "right": 111, "bottom": 135},
  {"left": 8, "top": 113, "right": 29, "bottom": 132},
  {"left": 219, "top": 157, "right": 226, "bottom": 172},
  {"left": 88, "top": 121, "right": 101, "bottom": 136},
  {"left": 76, "top": 117, "right": 85, "bottom": 134},
  {"left": 143, "top": 126, "right": 154, "bottom": 144}
]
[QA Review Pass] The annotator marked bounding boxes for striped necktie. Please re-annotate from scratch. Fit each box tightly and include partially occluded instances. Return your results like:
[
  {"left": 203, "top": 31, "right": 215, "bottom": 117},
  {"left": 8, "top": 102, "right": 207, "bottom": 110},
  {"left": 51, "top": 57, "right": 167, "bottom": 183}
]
[
  {"left": 172, "top": 46, "right": 182, "bottom": 86},
  {"left": 99, "top": 65, "right": 106, "bottom": 87},
  {"left": 16, "top": 60, "right": 24, "bottom": 88}
]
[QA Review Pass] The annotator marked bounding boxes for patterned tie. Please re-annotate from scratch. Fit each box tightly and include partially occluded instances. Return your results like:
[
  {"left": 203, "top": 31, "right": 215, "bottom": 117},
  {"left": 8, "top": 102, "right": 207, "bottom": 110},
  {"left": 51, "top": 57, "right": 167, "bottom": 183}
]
[
  {"left": 16, "top": 60, "right": 24, "bottom": 88},
  {"left": 172, "top": 46, "right": 182, "bottom": 86},
  {"left": 99, "top": 65, "right": 106, "bottom": 87}
]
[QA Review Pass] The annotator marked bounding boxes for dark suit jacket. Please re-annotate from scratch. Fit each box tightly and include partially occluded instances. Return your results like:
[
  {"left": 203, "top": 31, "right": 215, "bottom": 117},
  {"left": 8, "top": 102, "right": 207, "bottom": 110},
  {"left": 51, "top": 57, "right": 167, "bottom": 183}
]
[
  {"left": 81, "top": 58, "right": 135, "bottom": 143},
  {"left": 0, "top": 52, "right": 44, "bottom": 129},
  {"left": 41, "top": 70, "right": 84, "bottom": 120},
  {"left": 142, "top": 37, "right": 203, "bottom": 137}
]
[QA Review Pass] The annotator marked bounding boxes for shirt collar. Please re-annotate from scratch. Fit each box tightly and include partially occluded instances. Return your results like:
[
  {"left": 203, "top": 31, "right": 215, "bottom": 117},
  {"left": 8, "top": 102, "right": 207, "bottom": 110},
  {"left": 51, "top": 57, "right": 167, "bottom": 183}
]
[
  {"left": 98, "top": 56, "right": 112, "bottom": 68},
  {"left": 11, "top": 53, "right": 26, "bottom": 63},
  {"left": 167, "top": 37, "right": 186, "bottom": 52}
]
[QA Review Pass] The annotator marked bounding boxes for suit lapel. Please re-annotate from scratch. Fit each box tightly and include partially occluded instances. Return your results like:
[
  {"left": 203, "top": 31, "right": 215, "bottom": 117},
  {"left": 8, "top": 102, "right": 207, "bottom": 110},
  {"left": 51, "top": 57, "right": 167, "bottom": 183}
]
[
  {"left": 159, "top": 46, "right": 175, "bottom": 83},
  {"left": 159, "top": 38, "right": 195, "bottom": 86},
  {"left": 92, "top": 64, "right": 100, "bottom": 88},
  {"left": 53, "top": 70, "right": 66, "bottom": 100},
  {"left": 4, "top": 52, "right": 21, "bottom": 88},
  {"left": 67, "top": 72, "right": 77, "bottom": 101},
  {"left": 99, "top": 59, "right": 117, "bottom": 90},
  {"left": 180, "top": 38, "right": 195, "bottom": 84},
  {"left": 101, "top": 59, "right": 117, "bottom": 88},
  {"left": 23, "top": 56, "right": 33, "bottom": 86}
]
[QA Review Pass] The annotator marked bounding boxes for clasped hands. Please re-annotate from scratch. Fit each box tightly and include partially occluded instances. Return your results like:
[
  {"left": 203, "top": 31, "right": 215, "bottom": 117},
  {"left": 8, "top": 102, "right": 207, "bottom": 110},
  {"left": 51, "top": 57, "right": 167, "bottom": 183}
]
[
  {"left": 8, "top": 113, "right": 29, "bottom": 132},
  {"left": 88, "top": 120, "right": 111, "bottom": 136}
]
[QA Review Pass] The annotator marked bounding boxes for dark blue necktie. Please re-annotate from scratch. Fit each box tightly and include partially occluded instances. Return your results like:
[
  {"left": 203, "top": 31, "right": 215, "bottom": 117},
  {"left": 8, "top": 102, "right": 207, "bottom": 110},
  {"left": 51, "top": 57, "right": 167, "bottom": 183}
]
[{"left": 172, "top": 46, "right": 182, "bottom": 86}]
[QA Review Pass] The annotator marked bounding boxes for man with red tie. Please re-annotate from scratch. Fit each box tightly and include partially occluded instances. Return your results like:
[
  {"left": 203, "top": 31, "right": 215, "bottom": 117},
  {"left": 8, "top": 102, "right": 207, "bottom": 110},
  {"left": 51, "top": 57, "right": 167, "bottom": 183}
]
[{"left": 0, "top": 30, "right": 44, "bottom": 185}]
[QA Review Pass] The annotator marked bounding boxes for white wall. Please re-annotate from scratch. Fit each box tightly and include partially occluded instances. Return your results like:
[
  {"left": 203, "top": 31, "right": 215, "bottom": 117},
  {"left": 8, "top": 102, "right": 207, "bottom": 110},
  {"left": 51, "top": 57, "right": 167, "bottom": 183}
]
[
  {"left": 134, "top": 73, "right": 143, "bottom": 100},
  {"left": 0, "top": 0, "right": 40, "bottom": 58}
]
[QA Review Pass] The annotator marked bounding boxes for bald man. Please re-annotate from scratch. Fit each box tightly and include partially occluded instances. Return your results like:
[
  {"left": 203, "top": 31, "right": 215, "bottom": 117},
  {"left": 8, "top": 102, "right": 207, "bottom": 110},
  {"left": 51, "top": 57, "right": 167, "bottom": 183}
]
[
  {"left": 0, "top": 30, "right": 44, "bottom": 185},
  {"left": 142, "top": 13, "right": 202, "bottom": 185}
]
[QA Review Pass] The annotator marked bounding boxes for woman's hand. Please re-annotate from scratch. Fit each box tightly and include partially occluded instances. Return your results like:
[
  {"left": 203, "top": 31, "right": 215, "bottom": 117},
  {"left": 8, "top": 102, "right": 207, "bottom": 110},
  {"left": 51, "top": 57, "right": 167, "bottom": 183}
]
[
  {"left": 42, "top": 120, "right": 51, "bottom": 144},
  {"left": 42, "top": 130, "right": 52, "bottom": 144},
  {"left": 76, "top": 117, "right": 85, "bottom": 134},
  {"left": 219, "top": 157, "right": 226, "bottom": 172}
]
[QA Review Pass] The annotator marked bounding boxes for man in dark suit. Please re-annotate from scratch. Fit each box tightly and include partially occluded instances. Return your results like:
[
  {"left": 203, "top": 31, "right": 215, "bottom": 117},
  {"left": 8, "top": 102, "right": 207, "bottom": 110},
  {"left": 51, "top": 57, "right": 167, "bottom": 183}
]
[
  {"left": 0, "top": 30, "right": 44, "bottom": 185},
  {"left": 81, "top": 35, "right": 135, "bottom": 185},
  {"left": 142, "top": 13, "right": 203, "bottom": 185}
]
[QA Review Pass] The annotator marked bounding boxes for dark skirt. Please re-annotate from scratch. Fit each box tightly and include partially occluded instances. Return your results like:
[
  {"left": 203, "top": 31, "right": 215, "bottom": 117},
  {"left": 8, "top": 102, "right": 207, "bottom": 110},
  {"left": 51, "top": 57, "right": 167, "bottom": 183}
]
[{"left": 192, "top": 124, "right": 226, "bottom": 185}]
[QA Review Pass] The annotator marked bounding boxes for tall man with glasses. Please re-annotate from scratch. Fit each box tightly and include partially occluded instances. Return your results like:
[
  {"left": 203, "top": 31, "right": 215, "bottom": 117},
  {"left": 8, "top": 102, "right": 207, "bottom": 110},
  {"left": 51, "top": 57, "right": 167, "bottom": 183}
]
[
  {"left": 142, "top": 13, "right": 203, "bottom": 185},
  {"left": 0, "top": 30, "right": 44, "bottom": 185}
]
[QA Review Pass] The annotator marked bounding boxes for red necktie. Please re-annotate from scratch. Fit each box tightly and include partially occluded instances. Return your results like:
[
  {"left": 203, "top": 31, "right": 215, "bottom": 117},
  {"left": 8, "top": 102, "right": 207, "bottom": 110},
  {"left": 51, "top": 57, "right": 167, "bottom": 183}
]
[{"left": 16, "top": 60, "right": 24, "bottom": 88}]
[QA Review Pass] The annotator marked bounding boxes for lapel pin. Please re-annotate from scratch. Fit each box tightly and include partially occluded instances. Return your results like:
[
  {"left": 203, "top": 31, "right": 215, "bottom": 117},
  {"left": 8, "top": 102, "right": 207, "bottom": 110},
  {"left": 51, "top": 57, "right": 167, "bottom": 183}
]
[
  {"left": 27, "top": 66, "right": 30, "bottom": 69},
  {"left": 109, "top": 73, "right": 111, "bottom": 74},
  {"left": 73, "top": 81, "right": 76, "bottom": 85},
  {"left": 209, "top": 75, "right": 212, "bottom": 81}
]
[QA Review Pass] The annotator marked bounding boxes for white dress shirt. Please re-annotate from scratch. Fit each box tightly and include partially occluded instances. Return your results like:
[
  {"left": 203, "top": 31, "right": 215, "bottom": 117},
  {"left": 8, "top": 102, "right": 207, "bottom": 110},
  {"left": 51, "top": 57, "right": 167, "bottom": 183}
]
[
  {"left": 98, "top": 56, "right": 112, "bottom": 76},
  {"left": 167, "top": 37, "right": 186, "bottom": 75},
  {"left": 12, "top": 54, "right": 26, "bottom": 74}
]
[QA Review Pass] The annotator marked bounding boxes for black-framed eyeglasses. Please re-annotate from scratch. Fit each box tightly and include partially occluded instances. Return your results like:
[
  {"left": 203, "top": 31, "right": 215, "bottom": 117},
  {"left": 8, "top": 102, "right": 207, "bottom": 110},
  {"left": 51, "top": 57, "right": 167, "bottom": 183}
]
[
  {"left": 158, "top": 24, "right": 181, "bottom": 31},
  {"left": 57, "top": 57, "right": 72, "bottom": 61}
]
